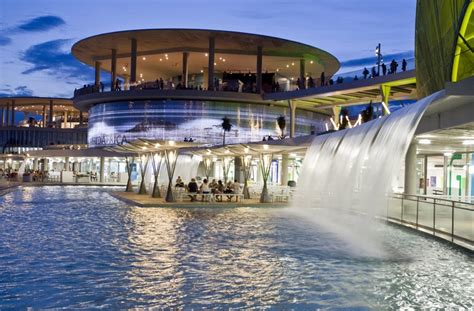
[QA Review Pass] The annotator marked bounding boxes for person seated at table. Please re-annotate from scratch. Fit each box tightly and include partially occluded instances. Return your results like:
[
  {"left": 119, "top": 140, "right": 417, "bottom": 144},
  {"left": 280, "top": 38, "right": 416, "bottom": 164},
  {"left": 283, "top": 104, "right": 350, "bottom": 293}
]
[
  {"left": 200, "top": 178, "right": 211, "bottom": 201},
  {"left": 224, "top": 181, "right": 233, "bottom": 201},
  {"left": 231, "top": 180, "right": 241, "bottom": 201},
  {"left": 209, "top": 178, "right": 217, "bottom": 189},
  {"left": 214, "top": 180, "right": 225, "bottom": 202},
  {"left": 175, "top": 176, "right": 185, "bottom": 187},
  {"left": 187, "top": 178, "right": 199, "bottom": 202}
]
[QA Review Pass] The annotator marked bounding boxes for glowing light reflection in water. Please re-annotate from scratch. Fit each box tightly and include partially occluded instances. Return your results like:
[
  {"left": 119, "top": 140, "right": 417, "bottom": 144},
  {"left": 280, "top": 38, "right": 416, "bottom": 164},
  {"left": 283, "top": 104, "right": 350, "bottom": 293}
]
[{"left": 0, "top": 187, "right": 472, "bottom": 309}]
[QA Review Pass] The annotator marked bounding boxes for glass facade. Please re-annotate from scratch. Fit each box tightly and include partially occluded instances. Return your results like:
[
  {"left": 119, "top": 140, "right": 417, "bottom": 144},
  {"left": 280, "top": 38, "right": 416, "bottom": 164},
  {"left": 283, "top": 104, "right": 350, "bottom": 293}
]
[{"left": 87, "top": 100, "right": 328, "bottom": 147}]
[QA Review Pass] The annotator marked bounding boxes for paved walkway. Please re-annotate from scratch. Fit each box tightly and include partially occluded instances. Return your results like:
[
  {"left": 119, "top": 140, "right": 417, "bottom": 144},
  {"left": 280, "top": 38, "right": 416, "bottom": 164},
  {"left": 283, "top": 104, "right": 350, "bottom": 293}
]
[{"left": 110, "top": 191, "right": 287, "bottom": 208}]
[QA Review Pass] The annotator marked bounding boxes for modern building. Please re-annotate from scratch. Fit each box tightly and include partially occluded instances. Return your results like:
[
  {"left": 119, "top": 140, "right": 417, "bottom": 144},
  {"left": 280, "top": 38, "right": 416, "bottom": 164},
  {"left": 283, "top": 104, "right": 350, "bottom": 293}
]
[{"left": 71, "top": 29, "right": 340, "bottom": 147}]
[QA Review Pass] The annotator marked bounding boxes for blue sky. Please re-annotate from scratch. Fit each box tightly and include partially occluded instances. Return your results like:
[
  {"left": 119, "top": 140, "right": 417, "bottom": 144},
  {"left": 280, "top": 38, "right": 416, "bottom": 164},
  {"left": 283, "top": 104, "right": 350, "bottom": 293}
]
[{"left": 0, "top": 0, "right": 416, "bottom": 98}]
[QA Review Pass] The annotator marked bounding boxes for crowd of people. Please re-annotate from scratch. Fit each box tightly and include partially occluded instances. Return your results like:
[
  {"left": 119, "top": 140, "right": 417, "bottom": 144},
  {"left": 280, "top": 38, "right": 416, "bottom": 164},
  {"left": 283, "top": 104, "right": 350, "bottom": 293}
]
[{"left": 174, "top": 176, "right": 241, "bottom": 202}]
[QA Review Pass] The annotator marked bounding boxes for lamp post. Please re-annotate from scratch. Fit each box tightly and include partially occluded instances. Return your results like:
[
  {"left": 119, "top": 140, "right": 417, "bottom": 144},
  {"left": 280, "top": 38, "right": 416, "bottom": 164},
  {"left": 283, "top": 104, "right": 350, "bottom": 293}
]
[{"left": 375, "top": 43, "right": 382, "bottom": 76}]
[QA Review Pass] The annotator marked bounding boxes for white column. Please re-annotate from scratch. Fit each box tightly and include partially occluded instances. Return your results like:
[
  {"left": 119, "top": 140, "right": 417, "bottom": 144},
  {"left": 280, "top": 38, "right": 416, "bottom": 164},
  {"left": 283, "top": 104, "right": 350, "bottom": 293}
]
[
  {"left": 281, "top": 154, "right": 289, "bottom": 186},
  {"left": 289, "top": 100, "right": 297, "bottom": 138},
  {"left": 99, "top": 157, "right": 105, "bottom": 183},
  {"left": 65, "top": 157, "right": 70, "bottom": 171},
  {"left": 404, "top": 143, "right": 417, "bottom": 194}
]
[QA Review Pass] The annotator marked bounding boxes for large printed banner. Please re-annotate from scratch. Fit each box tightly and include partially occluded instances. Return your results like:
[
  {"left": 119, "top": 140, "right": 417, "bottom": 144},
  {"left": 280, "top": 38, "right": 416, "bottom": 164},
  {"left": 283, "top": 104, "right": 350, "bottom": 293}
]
[{"left": 88, "top": 100, "right": 327, "bottom": 147}]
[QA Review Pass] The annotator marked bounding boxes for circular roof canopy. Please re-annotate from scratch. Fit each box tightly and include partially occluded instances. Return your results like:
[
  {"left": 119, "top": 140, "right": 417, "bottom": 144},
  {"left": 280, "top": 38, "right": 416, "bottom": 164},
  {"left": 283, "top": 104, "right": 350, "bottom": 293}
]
[
  {"left": 72, "top": 29, "right": 340, "bottom": 82},
  {"left": 0, "top": 97, "right": 79, "bottom": 114}
]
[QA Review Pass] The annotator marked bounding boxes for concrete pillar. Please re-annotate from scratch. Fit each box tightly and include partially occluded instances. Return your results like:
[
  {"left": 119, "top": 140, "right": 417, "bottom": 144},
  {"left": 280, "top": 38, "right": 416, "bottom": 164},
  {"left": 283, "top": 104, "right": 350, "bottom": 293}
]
[
  {"left": 208, "top": 36, "right": 215, "bottom": 90},
  {"left": 130, "top": 38, "right": 137, "bottom": 84},
  {"left": 99, "top": 157, "right": 105, "bottom": 183},
  {"left": 10, "top": 99, "right": 15, "bottom": 125},
  {"left": 94, "top": 61, "right": 101, "bottom": 87},
  {"left": 79, "top": 111, "right": 83, "bottom": 126},
  {"left": 404, "top": 142, "right": 417, "bottom": 195},
  {"left": 465, "top": 153, "right": 471, "bottom": 197},
  {"left": 111, "top": 49, "right": 117, "bottom": 91},
  {"left": 443, "top": 155, "right": 448, "bottom": 195},
  {"left": 5, "top": 102, "right": 9, "bottom": 126},
  {"left": 234, "top": 156, "right": 243, "bottom": 183},
  {"left": 48, "top": 100, "right": 53, "bottom": 127},
  {"left": 63, "top": 111, "right": 68, "bottom": 128},
  {"left": 380, "top": 84, "right": 391, "bottom": 116},
  {"left": 281, "top": 154, "right": 289, "bottom": 186},
  {"left": 33, "top": 158, "right": 38, "bottom": 171},
  {"left": 300, "top": 59, "right": 305, "bottom": 89},
  {"left": 288, "top": 100, "right": 297, "bottom": 138},
  {"left": 182, "top": 52, "right": 189, "bottom": 87},
  {"left": 332, "top": 106, "right": 341, "bottom": 129},
  {"left": 42, "top": 105, "right": 46, "bottom": 128},
  {"left": 65, "top": 157, "right": 70, "bottom": 171},
  {"left": 256, "top": 46, "right": 263, "bottom": 93}
]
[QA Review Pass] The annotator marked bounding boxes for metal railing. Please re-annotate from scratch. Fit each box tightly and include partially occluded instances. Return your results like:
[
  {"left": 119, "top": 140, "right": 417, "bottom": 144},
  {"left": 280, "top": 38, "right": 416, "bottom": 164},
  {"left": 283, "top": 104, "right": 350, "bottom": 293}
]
[{"left": 387, "top": 193, "right": 473, "bottom": 250}]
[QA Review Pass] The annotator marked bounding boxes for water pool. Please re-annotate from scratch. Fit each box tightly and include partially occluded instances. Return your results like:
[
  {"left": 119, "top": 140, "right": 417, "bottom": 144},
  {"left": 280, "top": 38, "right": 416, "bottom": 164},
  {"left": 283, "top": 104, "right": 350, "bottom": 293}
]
[{"left": 0, "top": 186, "right": 472, "bottom": 309}]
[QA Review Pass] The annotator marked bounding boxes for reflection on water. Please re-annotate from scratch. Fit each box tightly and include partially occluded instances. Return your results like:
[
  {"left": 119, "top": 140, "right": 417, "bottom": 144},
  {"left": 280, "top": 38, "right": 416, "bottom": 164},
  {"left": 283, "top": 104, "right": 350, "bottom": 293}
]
[{"left": 0, "top": 186, "right": 472, "bottom": 309}]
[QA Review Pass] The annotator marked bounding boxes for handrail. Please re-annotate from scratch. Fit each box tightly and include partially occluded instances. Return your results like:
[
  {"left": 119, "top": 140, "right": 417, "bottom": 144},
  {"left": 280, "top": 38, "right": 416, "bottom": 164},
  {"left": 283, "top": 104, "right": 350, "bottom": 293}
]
[{"left": 388, "top": 193, "right": 473, "bottom": 251}]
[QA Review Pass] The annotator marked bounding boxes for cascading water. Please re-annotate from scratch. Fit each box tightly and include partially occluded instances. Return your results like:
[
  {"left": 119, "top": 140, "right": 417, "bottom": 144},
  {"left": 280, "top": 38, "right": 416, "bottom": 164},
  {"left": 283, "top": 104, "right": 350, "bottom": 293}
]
[{"left": 292, "top": 91, "right": 444, "bottom": 256}]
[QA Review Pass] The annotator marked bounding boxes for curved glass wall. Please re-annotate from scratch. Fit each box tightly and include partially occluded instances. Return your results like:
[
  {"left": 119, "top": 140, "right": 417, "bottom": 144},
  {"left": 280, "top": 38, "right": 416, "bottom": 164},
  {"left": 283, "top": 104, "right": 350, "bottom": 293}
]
[{"left": 87, "top": 100, "right": 327, "bottom": 147}]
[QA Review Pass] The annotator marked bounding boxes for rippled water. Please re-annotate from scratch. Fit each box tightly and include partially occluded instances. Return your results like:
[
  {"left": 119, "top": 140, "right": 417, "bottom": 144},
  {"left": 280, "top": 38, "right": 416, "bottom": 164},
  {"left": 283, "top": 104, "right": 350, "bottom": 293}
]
[{"left": 0, "top": 186, "right": 472, "bottom": 309}]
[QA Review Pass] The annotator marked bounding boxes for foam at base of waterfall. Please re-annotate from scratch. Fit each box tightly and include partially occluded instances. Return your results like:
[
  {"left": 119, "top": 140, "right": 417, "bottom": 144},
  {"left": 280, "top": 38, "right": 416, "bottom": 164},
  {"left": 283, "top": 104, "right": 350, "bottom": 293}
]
[{"left": 292, "top": 91, "right": 444, "bottom": 257}]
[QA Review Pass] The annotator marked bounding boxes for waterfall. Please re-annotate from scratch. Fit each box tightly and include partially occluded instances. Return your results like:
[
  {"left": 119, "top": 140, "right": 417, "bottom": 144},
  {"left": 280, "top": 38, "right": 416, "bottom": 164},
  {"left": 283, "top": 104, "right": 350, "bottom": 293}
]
[{"left": 292, "top": 91, "right": 444, "bottom": 256}]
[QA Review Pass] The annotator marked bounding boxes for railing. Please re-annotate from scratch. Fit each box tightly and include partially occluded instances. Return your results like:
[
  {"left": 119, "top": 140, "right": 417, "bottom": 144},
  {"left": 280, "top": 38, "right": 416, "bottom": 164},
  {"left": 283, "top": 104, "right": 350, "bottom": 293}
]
[{"left": 387, "top": 193, "right": 473, "bottom": 251}]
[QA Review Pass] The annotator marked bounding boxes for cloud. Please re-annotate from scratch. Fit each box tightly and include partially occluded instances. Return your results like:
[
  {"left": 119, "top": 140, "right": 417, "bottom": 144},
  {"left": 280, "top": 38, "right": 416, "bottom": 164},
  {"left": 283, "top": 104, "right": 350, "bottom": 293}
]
[
  {"left": 340, "top": 50, "right": 414, "bottom": 68},
  {"left": 17, "top": 15, "right": 65, "bottom": 32},
  {"left": 20, "top": 39, "right": 93, "bottom": 81},
  {"left": 0, "top": 85, "right": 34, "bottom": 97},
  {"left": 0, "top": 35, "right": 12, "bottom": 46}
]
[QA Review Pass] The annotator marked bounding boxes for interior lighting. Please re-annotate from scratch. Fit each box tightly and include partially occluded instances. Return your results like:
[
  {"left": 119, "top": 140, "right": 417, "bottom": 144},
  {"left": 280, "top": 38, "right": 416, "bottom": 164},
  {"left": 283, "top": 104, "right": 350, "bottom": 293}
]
[
  {"left": 244, "top": 147, "right": 249, "bottom": 154},
  {"left": 225, "top": 149, "right": 230, "bottom": 154},
  {"left": 205, "top": 53, "right": 208, "bottom": 57},
  {"left": 291, "top": 62, "right": 295, "bottom": 66},
  {"left": 263, "top": 144, "right": 269, "bottom": 150},
  {"left": 214, "top": 62, "right": 217, "bottom": 66},
  {"left": 444, "top": 152, "right": 453, "bottom": 157},
  {"left": 276, "top": 68, "right": 280, "bottom": 72},
  {"left": 463, "top": 140, "right": 474, "bottom": 145},
  {"left": 142, "top": 57, "right": 146, "bottom": 60},
  {"left": 289, "top": 153, "right": 297, "bottom": 157},
  {"left": 155, "top": 143, "right": 161, "bottom": 148},
  {"left": 168, "top": 140, "right": 175, "bottom": 146},
  {"left": 310, "top": 60, "right": 314, "bottom": 64},
  {"left": 418, "top": 139, "right": 431, "bottom": 145},
  {"left": 286, "top": 64, "right": 289, "bottom": 68},
  {"left": 219, "top": 57, "right": 222, "bottom": 60},
  {"left": 200, "top": 69, "right": 204, "bottom": 73},
  {"left": 159, "top": 58, "right": 163, "bottom": 61},
  {"left": 222, "top": 59, "right": 226, "bottom": 62}
]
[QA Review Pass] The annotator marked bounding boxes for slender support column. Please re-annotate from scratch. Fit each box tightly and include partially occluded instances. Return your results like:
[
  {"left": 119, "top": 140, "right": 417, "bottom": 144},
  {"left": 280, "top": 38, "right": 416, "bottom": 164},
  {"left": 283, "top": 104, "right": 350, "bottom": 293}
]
[
  {"left": 138, "top": 154, "right": 149, "bottom": 194},
  {"left": 33, "top": 158, "right": 38, "bottom": 171},
  {"left": 99, "top": 157, "right": 105, "bottom": 183},
  {"left": 256, "top": 46, "right": 263, "bottom": 93},
  {"left": 332, "top": 106, "right": 341, "bottom": 130},
  {"left": 42, "top": 105, "right": 46, "bottom": 128},
  {"left": 94, "top": 61, "right": 101, "bottom": 87},
  {"left": 125, "top": 157, "right": 134, "bottom": 192},
  {"left": 48, "top": 100, "right": 53, "bottom": 127},
  {"left": 423, "top": 155, "right": 428, "bottom": 195},
  {"left": 79, "top": 111, "right": 83, "bottom": 126},
  {"left": 300, "top": 59, "right": 305, "bottom": 89},
  {"left": 288, "top": 100, "right": 297, "bottom": 138},
  {"left": 10, "top": 100, "right": 15, "bottom": 126},
  {"left": 208, "top": 36, "right": 215, "bottom": 90},
  {"left": 182, "top": 52, "right": 189, "bottom": 87},
  {"left": 5, "top": 102, "right": 9, "bottom": 126},
  {"left": 111, "top": 49, "right": 117, "bottom": 91},
  {"left": 130, "top": 38, "right": 137, "bottom": 84},
  {"left": 151, "top": 153, "right": 163, "bottom": 198},
  {"left": 234, "top": 156, "right": 243, "bottom": 183},
  {"left": 165, "top": 150, "right": 179, "bottom": 202},
  {"left": 63, "top": 111, "right": 68, "bottom": 128},
  {"left": 380, "top": 84, "right": 391, "bottom": 116},
  {"left": 404, "top": 142, "right": 417, "bottom": 195},
  {"left": 281, "top": 154, "right": 289, "bottom": 186},
  {"left": 65, "top": 157, "right": 70, "bottom": 171},
  {"left": 443, "top": 155, "right": 448, "bottom": 196},
  {"left": 259, "top": 153, "right": 273, "bottom": 203}
]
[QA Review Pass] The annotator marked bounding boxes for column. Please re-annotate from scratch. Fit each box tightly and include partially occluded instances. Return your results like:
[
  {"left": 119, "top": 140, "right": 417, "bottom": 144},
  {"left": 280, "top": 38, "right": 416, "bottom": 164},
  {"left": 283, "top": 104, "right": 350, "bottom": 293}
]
[
  {"left": 332, "top": 106, "right": 341, "bottom": 129},
  {"left": 404, "top": 142, "right": 417, "bottom": 194},
  {"left": 48, "top": 100, "right": 53, "bottom": 127},
  {"left": 234, "top": 156, "right": 243, "bottom": 183},
  {"left": 288, "top": 100, "right": 297, "bottom": 138},
  {"left": 65, "top": 157, "right": 70, "bottom": 171},
  {"left": 208, "top": 36, "right": 215, "bottom": 90},
  {"left": 256, "top": 46, "right": 263, "bottom": 93},
  {"left": 300, "top": 59, "right": 305, "bottom": 89},
  {"left": 5, "top": 102, "right": 9, "bottom": 126},
  {"left": 380, "top": 84, "right": 391, "bottom": 115},
  {"left": 79, "top": 111, "right": 83, "bottom": 126},
  {"left": 63, "top": 111, "right": 68, "bottom": 128},
  {"left": 10, "top": 99, "right": 15, "bottom": 126},
  {"left": 130, "top": 38, "right": 137, "bottom": 84},
  {"left": 281, "top": 154, "right": 289, "bottom": 186},
  {"left": 99, "top": 157, "right": 105, "bottom": 183},
  {"left": 111, "top": 49, "right": 117, "bottom": 91},
  {"left": 94, "top": 61, "right": 101, "bottom": 87},
  {"left": 33, "top": 158, "right": 38, "bottom": 171},
  {"left": 42, "top": 105, "right": 46, "bottom": 128},
  {"left": 182, "top": 52, "right": 189, "bottom": 87}
]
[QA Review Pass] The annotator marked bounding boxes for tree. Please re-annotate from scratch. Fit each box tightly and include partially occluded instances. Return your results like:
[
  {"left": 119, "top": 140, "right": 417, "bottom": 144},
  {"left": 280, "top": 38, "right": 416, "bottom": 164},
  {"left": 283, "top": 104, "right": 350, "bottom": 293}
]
[
  {"left": 221, "top": 117, "right": 232, "bottom": 145},
  {"left": 277, "top": 115, "right": 286, "bottom": 139}
]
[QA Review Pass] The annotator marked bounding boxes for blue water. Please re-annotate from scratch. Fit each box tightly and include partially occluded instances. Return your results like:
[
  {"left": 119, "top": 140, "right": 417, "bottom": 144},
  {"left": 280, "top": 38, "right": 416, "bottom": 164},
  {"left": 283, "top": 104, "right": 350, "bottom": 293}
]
[{"left": 0, "top": 186, "right": 472, "bottom": 309}]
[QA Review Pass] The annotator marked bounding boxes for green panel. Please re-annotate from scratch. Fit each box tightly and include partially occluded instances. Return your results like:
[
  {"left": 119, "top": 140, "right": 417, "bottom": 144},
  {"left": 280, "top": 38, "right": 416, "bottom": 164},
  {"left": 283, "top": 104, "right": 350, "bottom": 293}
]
[{"left": 415, "top": 0, "right": 471, "bottom": 98}]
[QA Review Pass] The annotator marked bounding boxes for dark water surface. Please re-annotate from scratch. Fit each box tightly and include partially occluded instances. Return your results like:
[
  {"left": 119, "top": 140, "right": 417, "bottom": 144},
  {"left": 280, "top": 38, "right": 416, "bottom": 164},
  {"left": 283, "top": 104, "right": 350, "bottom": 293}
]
[{"left": 0, "top": 186, "right": 472, "bottom": 309}]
